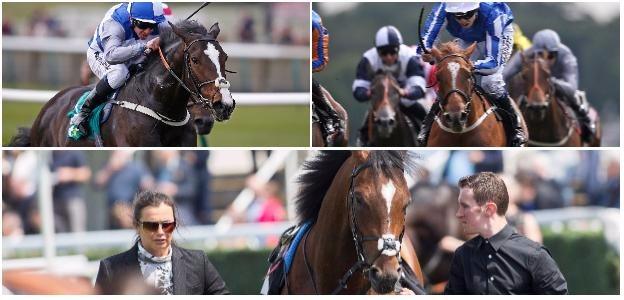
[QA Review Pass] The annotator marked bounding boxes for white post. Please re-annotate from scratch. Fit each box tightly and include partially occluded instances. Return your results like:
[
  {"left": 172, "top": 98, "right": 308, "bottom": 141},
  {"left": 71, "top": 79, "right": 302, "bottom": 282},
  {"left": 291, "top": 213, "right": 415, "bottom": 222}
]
[
  {"left": 37, "top": 151, "right": 56, "bottom": 271},
  {"left": 284, "top": 151, "right": 301, "bottom": 221}
]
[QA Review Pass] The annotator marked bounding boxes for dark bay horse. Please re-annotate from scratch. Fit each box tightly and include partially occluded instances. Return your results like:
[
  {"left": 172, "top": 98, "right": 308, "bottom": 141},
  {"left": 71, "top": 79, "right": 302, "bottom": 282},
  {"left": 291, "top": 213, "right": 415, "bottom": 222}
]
[
  {"left": 365, "top": 72, "right": 416, "bottom": 147},
  {"left": 284, "top": 151, "right": 425, "bottom": 294},
  {"left": 312, "top": 84, "right": 348, "bottom": 147},
  {"left": 508, "top": 51, "right": 600, "bottom": 146},
  {"left": 10, "top": 20, "right": 234, "bottom": 147},
  {"left": 426, "top": 42, "right": 520, "bottom": 147}
]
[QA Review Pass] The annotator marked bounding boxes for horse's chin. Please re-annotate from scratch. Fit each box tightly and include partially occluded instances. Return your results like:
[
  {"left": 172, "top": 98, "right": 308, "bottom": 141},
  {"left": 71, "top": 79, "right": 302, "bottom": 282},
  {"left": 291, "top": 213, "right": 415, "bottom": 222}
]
[
  {"left": 448, "top": 119, "right": 465, "bottom": 133},
  {"left": 369, "top": 275, "right": 398, "bottom": 295},
  {"left": 213, "top": 100, "right": 236, "bottom": 122},
  {"left": 527, "top": 105, "right": 547, "bottom": 122},
  {"left": 376, "top": 125, "right": 394, "bottom": 139}
]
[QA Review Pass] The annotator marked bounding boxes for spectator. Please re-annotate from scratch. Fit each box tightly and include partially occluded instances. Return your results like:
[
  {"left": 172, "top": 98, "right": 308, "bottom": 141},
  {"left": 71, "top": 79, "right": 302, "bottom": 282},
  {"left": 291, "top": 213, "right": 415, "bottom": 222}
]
[
  {"left": 5, "top": 150, "right": 39, "bottom": 234},
  {"left": 28, "top": 8, "right": 65, "bottom": 37},
  {"left": 50, "top": 151, "right": 91, "bottom": 233},
  {"left": 502, "top": 175, "right": 543, "bottom": 244},
  {"left": 182, "top": 151, "right": 213, "bottom": 224},
  {"left": 238, "top": 14, "right": 255, "bottom": 43},
  {"left": 153, "top": 151, "right": 199, "bottom": 225},
  {"left": 244, "top": 176, "right": 286, "bottom": 223},
  {"left": 95, "top": 151, "right": 154, "bottom": 229}
]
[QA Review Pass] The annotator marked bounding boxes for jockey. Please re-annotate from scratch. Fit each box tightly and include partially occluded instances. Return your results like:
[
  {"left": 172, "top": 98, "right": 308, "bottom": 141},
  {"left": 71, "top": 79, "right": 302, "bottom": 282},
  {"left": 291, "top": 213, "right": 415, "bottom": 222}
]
[
  {"left": 512, "top": 23, "right": 531, "bottom": 53},
  {"left": 503, "top": 29, "right": 596, "bottom": 143},
  {"left": 311, "top": 9, "right": 342, "bottom": 142},
  {"left": 68, "top": 1, "right": 169, "bottom": 140},
  {"left": 352, "top": 25, "right": 427, "bottom": 145},
  {"left": 417, "top": 2, "right": 527, "bottom": 147}
]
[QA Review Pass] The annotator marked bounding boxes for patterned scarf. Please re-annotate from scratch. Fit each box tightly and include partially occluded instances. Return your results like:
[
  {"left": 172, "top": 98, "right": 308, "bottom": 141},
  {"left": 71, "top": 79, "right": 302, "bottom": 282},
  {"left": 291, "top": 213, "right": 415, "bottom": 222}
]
[{"left": 137, "top": 242, "right": 174, "bottom": 295}]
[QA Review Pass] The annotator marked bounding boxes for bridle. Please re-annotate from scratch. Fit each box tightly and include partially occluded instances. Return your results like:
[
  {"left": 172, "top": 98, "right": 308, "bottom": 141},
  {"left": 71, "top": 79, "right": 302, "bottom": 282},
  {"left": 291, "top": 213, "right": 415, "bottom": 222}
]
[
  {"left": 303, "top": 162, "right": 405, "bottom": 294},
  {"left": 157, "top": 37, "right": 232, "bottom": 114},
  {"left": 518, "top": 56, "right": 554, "bottom": 108},
  {"left": 435, "top": 54, "right": 478, "bottom": 116}
]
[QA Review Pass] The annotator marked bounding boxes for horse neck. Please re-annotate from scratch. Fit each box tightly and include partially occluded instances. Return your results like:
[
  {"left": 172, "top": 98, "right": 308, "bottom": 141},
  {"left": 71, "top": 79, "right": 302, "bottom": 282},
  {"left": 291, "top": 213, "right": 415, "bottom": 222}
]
[
  {"left": 151, "top": 44, "right": 192, "bottom": 119},
  {"left": 309, "top": 158, "right": 367, "bottom": 293}
]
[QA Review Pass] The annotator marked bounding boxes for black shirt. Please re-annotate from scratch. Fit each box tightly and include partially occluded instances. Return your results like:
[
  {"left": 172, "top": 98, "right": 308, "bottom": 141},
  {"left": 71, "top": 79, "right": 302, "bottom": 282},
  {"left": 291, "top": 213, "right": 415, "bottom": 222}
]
[{"left": 444, "top": 224, "right": 568, "bottom": 295}]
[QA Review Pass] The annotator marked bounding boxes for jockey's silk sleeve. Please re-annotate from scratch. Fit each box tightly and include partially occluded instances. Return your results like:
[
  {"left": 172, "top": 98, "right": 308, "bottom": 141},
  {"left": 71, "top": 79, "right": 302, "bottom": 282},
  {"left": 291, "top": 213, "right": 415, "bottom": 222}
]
[{"left": 101, "top": 20, "right": 146, "bottom": 65}]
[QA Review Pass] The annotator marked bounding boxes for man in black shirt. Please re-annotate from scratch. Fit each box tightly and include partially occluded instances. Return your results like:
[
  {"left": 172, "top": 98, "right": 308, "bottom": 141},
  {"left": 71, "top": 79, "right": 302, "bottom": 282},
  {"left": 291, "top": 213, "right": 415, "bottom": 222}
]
[{"left": 445, "top": 172, "right": 568, "bottom": 294}]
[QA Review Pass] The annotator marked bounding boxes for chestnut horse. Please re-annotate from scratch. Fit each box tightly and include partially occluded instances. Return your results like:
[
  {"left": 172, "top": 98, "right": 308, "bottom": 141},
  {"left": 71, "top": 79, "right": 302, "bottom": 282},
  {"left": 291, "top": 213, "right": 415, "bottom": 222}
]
[
  {"left": 426, "top": 42, "right": 521, "bottom": 147},
  {"left": 508, "top": 51, "right": 601, "bottom": 146},
  {"left": 283, "top": 151, "right": 425, "bottom": 294},
  {"left": 312, "top": 84, "right": 348, "bottom": 147},
  {"left": 363, "top": 72, "right": 417, "bottom": 147}
]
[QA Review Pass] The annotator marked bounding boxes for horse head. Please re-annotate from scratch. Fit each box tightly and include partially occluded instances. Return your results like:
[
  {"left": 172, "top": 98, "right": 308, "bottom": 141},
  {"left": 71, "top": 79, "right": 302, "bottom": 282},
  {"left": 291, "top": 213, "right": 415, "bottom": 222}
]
[
  {"left": 348, "top": 151, "right": 413, "bottom": 294},
  {"left": 518, "top": 50, "right": 554, "bottom": 121},
  {"left": 169, "top": 21, "right": 235, "bottom": 122},
  {"left": 370, "top": 71, "right": 402, "bottom": 138},
  {"left": 188, "top": 102, "right": 215, "bottom": 135},
  {"left": 431, "top": 41, "right": 477, "bottom": 132}
]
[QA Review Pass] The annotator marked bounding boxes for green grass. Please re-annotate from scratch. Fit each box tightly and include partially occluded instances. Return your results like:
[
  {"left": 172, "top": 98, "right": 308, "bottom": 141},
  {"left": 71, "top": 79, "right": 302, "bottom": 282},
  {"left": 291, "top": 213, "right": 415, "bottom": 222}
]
[{"left": 2, "top": 101, "right": 310, "bottom": 146}]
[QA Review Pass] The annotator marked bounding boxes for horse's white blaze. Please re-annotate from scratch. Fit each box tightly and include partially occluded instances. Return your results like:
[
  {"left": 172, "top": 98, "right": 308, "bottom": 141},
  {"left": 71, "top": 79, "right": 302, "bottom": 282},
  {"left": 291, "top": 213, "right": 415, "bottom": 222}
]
[
  {"left": 204, "top": 43, "right": 233, "bottom": 106},
  {"left": 381, "top": 180, "right": 396, "bottom": 227},
  {"left": 448, "top": 62, "right": 460, "bottom": 90}
]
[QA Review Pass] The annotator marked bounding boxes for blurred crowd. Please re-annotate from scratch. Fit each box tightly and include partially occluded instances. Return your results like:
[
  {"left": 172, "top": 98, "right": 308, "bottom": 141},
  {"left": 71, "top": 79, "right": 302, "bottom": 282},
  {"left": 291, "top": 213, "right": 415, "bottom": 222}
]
[
  {"left": 2, "top": 4, "right": 307, "bottom": 45},
  {"left": 2, "top": 150, "right": 288, "bottom": 238}
]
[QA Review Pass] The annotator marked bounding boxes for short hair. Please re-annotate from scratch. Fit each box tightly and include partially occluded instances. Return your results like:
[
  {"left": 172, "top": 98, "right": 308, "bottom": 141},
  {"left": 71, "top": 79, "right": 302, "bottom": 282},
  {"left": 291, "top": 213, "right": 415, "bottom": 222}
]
[{"left": 458, "top": 172, "right": 509, "bottom": 215}]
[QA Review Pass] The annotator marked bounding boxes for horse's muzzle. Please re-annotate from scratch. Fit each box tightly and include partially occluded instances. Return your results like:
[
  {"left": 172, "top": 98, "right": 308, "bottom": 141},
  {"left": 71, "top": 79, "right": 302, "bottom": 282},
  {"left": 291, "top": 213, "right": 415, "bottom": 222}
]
[
  {"left": 213, "top": 99, "right": 235, "bottom": 121},
  {"left": 193, "top": 115, "right": 214, "bottom": 135},
  {"left": 374, "top": 116, "right": 396, "bottom": 138},
  {"left": 443, "top": 111, "right": 468, "bottom": 132},
  {"left": 368, "top": 265, "right": 400, "bottom": 294}
]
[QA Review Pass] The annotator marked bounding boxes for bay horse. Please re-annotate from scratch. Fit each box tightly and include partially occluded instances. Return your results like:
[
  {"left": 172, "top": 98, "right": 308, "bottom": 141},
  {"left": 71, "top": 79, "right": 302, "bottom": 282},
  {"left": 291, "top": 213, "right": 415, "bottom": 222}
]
[
  {"left": 312, "top": 83, "right": 348, "bottom": 147},
  {"left": 426, "top": 42, "right": 520, "bottom": 147},
  {"left": 284, "top": 150, "right": 425, "bottom": 294},
  {"left": 365, "top": 71, "right": 417, "bottom": 147},
  {"left": 508, "top": 51, "right": 601, "bottom": 146},
  {"left": 10, "top": 20, "right": 234, "bottom": 147}
]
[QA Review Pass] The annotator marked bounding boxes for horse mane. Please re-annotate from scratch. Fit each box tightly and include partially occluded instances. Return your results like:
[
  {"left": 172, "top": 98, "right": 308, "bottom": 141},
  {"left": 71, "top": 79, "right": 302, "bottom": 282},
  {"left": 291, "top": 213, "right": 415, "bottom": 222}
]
[
  {"left": 295, "top": 151, "right": 421, "bottom": 223},
  {"left": 437, "top": 41, "right": 464, "bottom": 55}
]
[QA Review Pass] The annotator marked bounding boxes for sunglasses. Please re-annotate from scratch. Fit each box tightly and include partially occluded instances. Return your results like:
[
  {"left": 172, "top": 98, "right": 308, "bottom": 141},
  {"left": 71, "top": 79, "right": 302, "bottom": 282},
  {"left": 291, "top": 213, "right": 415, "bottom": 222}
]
[
  {"left": 140, "top": 220, "right": 176, "bottom": 233},
  {"left": 133, "top": 20, "right": 157, "bottom": 30},
  {"left": 378, "top": 49, "right": 398, "bottom": 56},
  {"left": 452, "top": 10, "right": 477, "bottom": 20}
]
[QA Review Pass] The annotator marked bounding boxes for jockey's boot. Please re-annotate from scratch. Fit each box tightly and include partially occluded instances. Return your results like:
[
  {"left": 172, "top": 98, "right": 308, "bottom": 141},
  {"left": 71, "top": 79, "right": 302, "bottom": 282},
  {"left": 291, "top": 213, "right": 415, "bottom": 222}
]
[
  {"left": 67, "top": 77, "right": 114, "bottom": 140},
  {"left": 567, "top": 91, "right": 595, "bottom": 144},
  {"left": 400, "top": 101, "right": 427, "bottom": 129},
  {"left": 415, "top": 103, "right": 440, "bottom": 147},
  {"left": 491, "top": 93, "right": 527, "bottom": 147}
]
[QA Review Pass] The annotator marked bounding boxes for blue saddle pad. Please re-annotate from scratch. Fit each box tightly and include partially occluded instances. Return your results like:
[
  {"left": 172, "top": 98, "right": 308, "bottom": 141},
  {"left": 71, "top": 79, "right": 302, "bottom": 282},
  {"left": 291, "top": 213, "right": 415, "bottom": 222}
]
[
  {"left": 66, "top": 89, "right": 119, "bottom": 139},
  {"left": 283, "top": 221, "right": 312, "bottom": 274}
]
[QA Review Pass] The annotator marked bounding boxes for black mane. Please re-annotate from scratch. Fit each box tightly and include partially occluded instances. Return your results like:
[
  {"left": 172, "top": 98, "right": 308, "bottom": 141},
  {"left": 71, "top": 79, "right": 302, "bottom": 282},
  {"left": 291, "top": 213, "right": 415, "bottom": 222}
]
[{"left": 295, "top": 151, "right": 420, "bottom": 223}]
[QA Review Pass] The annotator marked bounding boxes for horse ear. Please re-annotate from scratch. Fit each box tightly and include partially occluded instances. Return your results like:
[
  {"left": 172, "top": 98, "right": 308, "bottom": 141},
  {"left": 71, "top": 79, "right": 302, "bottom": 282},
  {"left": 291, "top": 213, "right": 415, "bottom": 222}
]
[
  {"left": 170, "top": 21, "right": 192, "bottom": 43},
  {"left": 464, "top": 42, "right": 477, "bottom": 57},
  {"left": 208, "top": 22, "right": 220, "bottom": 39},
  {"left": 431, "top": 46, "right": 442, "bottom": 62},
  {"left": 351, "top": 151, "right": 370, "bottom": 162}
]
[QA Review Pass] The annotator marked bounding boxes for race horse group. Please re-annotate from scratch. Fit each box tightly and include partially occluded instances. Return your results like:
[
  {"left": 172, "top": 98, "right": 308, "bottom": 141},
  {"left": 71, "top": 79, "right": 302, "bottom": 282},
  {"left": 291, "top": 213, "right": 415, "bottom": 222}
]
[
  {"left": 10, "top": 19, "right": 234, "bottom": 147},
  {"left": 313, "top": 40, "right": 600, "bottom": 147}
]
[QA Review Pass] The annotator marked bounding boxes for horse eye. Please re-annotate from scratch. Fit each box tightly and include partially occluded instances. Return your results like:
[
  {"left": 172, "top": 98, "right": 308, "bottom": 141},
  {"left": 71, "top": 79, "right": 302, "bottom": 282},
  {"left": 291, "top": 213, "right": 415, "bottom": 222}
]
[{"left": 191, "top": 57, "right": 199, "bottom": 64}]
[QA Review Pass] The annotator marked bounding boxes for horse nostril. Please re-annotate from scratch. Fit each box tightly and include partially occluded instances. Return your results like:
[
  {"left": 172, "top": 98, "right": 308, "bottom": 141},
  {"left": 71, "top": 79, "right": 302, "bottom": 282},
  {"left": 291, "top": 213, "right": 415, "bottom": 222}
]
[
  {"left": 388, "top": 119, "right": 395, "bottom": 126},
  {"left": 194, "top": 119, "right": 204, "bottom": 126},
  {"left": 397, "top": 266, "right": 402, "bottom": 274},
  {"left": 369, "top": 266, "right": 380, "bottom": 278}
]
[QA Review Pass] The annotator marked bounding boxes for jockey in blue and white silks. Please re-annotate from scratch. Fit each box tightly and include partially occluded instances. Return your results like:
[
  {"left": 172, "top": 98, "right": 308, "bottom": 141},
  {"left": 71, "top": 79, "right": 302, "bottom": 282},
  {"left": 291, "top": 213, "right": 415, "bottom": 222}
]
[
  {"left": 69, "top": 1, "right": 169, "bottom": 140},
  {"left": 416, "top": 2, "right": 527, "bottom": 147},
  {"left": 352, "top": 25, "right": 427, "bottom": 145},
  {"left": 504, "top": 29, "right": 596, "bottom": 143}
]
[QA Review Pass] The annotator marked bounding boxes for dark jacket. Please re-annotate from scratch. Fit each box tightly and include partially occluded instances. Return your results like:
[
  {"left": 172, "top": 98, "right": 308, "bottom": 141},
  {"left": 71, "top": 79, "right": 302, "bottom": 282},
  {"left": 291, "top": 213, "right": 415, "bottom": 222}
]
[{"left": 95, "top": 243, "right": 229, "bottom": 295}]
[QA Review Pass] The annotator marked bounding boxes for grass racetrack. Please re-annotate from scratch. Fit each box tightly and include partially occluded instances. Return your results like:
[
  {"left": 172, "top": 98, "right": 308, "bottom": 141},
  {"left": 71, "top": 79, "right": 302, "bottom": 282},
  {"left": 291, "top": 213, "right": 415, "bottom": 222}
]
[{"left": 2, "top": 101, "right": 309, "bottom": 146}]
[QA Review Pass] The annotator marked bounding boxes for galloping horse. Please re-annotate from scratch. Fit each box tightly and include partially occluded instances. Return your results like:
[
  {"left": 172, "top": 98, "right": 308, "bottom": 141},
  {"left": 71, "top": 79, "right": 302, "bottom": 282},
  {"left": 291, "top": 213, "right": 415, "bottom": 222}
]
[
  {"left": 508, "top": 51, "right": 601, "bottom": 146},
  {"left": 312, "top": 84, "right": 348, "bottom": 147},
  {"left": 284, "top": 151, "right": 425, "bottom": 294},
  {"left": 10, "top": 20, "right": 234, "bottom": 147},
  {"left": 426, "top": 42, "right": 521, "bottom": 147},
  {"left": 365, "top": 71, "right": 417, "bottom": 147}
]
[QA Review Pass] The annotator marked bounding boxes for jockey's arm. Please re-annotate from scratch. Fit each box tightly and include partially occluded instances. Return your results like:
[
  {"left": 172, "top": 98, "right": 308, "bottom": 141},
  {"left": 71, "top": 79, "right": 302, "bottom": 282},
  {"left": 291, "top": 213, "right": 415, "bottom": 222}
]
[
  {"left": 554, "top": 51, "right": 579, "bottom": 91},
  {"left": 402, "top": 56, "right": 427, "bottom": 100},
  {"left": 473, "top": 16, "right": 508, "bottom": 76},
  {"left": 417, "top": 3, "right": 446, "bottom": 54},
  {"left": 101, "top": 20, "right": 147, "bottom": 65},
  {"left": 352, "top": 57, "right": 374, "bottom": 102},
  {"left": 502, "top": 49, "right": 523, "bottom": 82}
]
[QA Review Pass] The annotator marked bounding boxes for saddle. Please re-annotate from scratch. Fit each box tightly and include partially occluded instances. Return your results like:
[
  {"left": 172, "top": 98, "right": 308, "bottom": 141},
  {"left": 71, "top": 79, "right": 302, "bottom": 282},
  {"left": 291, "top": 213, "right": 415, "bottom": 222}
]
[{"left": 261, "top": 222, "right": 312, "bottom": 295}]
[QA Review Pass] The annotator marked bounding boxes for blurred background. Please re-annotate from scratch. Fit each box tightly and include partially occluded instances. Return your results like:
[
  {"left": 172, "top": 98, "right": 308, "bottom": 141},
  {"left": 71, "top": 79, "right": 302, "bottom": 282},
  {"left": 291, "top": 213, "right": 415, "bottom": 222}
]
[
  {"left": 2, "top": 2, "right": 310, "bottom": 146},
  {"left": 2, "top": 150, "right": 619, "bottom": 294},
  {"left": 313, "top": 2, "right": 619, "bottom": 146}
]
